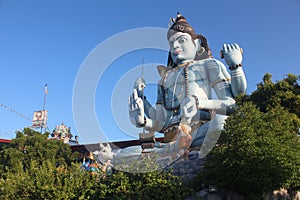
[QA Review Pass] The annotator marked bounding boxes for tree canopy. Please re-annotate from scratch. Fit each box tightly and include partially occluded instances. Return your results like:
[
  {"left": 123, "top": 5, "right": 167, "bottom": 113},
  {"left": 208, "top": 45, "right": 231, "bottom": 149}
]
[
  {"left": 0, "top": 128, "right": 77, "bottom": 174},
  {"left": 0, "top": 128, "right": 191, "bottom": 199},
  {"left": 243, "top": 73, "right": 300, "bottom": 117},
  {"left": 201, "top": 73, "right": 300, "bottom": 199}
]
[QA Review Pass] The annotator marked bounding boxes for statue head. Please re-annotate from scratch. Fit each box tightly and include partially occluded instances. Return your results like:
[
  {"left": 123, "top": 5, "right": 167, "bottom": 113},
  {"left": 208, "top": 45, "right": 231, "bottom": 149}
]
[
  {"left": 167, "top": 13, "right": 212, "bottom": 67},
  {"left": 93, "top": 142, "right": 115, "bottom": 164}
]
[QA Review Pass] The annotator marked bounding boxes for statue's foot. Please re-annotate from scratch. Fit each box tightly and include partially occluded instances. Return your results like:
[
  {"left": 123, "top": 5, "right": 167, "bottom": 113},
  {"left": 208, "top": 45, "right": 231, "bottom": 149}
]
[{"left": 176, "top": 125, "right": 192, "bottom": 156}]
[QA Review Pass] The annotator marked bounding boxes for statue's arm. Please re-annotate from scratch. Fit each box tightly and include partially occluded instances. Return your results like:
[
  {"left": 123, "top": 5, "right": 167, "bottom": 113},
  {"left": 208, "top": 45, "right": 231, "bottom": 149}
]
[
  {"left": 143, "top": 98, "right": 156, "bottom": 119},
  {"left": 202, "top": 44, "right": 247, "bottom": 114},
  {"left": 129, "top": 79, "right": 165, "bottom": 132},
  {"left": 143, "top": 83, "right": 165, "bottom": 132},
  {"left": 198, "top": 59, "right": 237, "bottom": 114},
  {"left": 212, "top": 59, "right": 247, "bottom": 98},
  {"left": 181, "top": 59, "right": 237, "bottom": 119},
  {"left": 132, "top": 78, "right": 156, "bottom": 119},
  {"left": 221, "top": 43, "right": 247, "bottom": 97},
  {"left": 197, "top": 97, "right": 236, "bottom": 115},
  {"left": 179, "top": 51, "right": 246, "bottom": 121},
  {"left": 143, "top": 103, "right": 165, "bottom": 132},
  {"left": 229, "top": 67, "right": 247, "bottom": 97}
]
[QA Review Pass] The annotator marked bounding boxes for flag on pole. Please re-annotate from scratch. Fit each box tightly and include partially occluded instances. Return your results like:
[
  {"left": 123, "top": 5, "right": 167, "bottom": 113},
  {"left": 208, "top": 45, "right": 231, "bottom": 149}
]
[{"left": 44, "top": 84, "right": 48, "bottom": 95}]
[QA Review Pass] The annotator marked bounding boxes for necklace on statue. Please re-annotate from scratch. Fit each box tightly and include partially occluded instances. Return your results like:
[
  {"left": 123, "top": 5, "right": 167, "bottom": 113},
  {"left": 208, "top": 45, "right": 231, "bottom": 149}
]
[{"left": 161, "top": 61, "right": 192, "bottom": 112}]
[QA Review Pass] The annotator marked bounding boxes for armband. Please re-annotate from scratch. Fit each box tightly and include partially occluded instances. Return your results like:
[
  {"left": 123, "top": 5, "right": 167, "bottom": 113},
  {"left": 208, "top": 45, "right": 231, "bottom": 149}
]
[{"left": 229, "top": 64, "right": 242, "bottom": 71}]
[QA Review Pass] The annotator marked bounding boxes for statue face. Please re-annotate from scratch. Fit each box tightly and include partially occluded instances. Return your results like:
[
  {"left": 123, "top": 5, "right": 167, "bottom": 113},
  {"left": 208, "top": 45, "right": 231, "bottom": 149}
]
[
  {"left": 168, "top": 32, "right": 198, "bottom": 64},
  {"left": 94, "top": 144, "right": 114, "bottom": 164}
]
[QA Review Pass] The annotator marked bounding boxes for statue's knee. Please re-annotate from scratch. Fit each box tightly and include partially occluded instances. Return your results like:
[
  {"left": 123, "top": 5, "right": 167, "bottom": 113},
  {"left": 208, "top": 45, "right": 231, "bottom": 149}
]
[{"left": 212, "top": 115, "right": 228, "bottom": 131}]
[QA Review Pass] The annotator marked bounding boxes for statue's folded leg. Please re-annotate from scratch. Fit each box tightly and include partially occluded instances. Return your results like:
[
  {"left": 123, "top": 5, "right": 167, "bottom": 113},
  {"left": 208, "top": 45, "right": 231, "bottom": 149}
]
[
  {"left": 153, "top": 115, "right": 227, "bottom": 161},
  {"left": 191, "top": 115, "right": 228, "bottom": 158}
]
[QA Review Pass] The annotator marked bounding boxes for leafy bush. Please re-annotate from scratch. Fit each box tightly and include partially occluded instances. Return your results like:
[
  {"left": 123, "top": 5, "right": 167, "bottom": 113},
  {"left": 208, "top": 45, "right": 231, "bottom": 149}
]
[
  {"left": 0, "top": 128, "right": 192, "bottom": 199},
  {"left": 199, "top": 74, "right": 300, "bottom": 199},
  {"left": 200, "top": 103, "right": 300, "bottom": 199}
]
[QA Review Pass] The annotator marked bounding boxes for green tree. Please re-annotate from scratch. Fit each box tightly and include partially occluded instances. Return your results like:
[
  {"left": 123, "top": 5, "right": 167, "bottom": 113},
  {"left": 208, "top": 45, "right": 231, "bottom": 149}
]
[
  {"left": 199, "top": 73, "right": 300, "bottom": 199},
  {"left": 0, "top": 128, "right": 97, "bottom": 200},
  {"left": 201, "top": 103, "right": 300, "bottom": 199},
  {"left": 0, "top": 159, "right": 100, "bottom": 200},
  {"left": 0, "top": 128, "right": 192, "bottom": 199},
  {"left": 245, "top": 73, "right": 300, "bottom": 117},
  {"left": 94, "top": 158, "right": 192, "bottom": 200},
  {"left": 0, "top": 128, "right": 77, "bottom": 174}
]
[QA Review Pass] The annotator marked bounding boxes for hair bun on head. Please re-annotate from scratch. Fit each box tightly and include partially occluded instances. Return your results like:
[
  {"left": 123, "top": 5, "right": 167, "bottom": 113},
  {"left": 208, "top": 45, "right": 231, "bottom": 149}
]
[
  {"left": 174, "top": 13, "right": 186, "bottom": 23},
  {"left": 167, "top": 12, "right": 196, "bottom": 40}
]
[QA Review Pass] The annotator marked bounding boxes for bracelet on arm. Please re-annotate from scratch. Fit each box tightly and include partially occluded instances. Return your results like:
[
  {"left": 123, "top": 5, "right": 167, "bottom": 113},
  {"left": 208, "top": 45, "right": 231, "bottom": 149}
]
[
  {"left": 191, "top": 95, "right": 200, "bottom": 109},
  {"left": 180, "top": 116, "right": 189, "bottom": 125},
  {"left": 229, "top": 63, "right": 242, "bottom": 71},
  {"left": 137, "top": 117, "right": 147, "bottom": 128}
]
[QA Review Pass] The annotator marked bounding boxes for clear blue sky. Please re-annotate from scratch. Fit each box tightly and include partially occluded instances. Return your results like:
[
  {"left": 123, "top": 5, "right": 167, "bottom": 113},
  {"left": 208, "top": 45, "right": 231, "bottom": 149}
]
[{"left": 0, "top": 0, "right": 299, "bottom": 144}]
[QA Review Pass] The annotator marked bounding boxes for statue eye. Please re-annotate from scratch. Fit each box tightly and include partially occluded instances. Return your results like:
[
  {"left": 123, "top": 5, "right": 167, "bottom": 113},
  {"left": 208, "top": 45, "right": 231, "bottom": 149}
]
[{"left": 179, "top": 38, "right": 187, "bottom": 44}]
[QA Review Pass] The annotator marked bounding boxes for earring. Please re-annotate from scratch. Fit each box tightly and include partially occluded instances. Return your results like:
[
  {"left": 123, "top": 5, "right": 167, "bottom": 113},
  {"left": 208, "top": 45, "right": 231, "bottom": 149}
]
[{"left": 197, "top": 47, "right": 205, "bottom": 56}]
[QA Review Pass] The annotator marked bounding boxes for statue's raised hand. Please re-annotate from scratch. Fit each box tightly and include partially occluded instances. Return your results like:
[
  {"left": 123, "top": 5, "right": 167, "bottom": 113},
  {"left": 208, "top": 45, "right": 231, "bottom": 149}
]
[
  {"left": 221, "top": 43, "right": 243, "bottom": 68},
  {"left": 128, "top": 89, "right": 145, "bottom": 127}
]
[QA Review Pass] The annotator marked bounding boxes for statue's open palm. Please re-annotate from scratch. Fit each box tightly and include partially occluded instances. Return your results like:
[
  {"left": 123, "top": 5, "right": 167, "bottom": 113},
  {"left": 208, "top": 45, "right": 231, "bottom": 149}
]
[
  {"left": 128, "top": 89, "right": 145, "bottom": 127},
  {"left": 222, "top": 43, "right": 243, "bottom": 67}
]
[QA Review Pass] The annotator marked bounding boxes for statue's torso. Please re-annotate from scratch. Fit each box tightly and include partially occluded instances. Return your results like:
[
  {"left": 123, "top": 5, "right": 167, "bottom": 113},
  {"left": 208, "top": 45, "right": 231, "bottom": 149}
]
[
  {"left": 159, "top": 59, "right": 217, "bottom": 128},
  {"left": 162, "top": 59, "right": 213, "bottom": 110}
]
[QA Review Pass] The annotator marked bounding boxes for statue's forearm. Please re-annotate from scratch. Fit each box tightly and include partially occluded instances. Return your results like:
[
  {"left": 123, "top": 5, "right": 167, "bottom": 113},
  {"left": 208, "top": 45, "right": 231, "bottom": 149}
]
[
  {"left": 199, "top": 97, "right": 236, "bottom": 115},
  {"left": 143, "top": 98, "right": 156, "bottom": 119},
  {"left": 230, "top": 67, "right": 247, "bottom": 97},
  {"left": 142, "top": 103, "right": 165, "bottom": 132},
  {"left": 144, "top": 117, "right": 164, "bottom": 132}
]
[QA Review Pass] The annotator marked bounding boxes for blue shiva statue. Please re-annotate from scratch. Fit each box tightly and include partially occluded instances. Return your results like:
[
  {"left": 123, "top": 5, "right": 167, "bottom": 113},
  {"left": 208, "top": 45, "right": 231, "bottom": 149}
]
[
  {"left": 93, "top": 13, "right": 247, "bottom": 169},
  {"left": 128, "top": 13, "right": 247, "bottom": 158}
]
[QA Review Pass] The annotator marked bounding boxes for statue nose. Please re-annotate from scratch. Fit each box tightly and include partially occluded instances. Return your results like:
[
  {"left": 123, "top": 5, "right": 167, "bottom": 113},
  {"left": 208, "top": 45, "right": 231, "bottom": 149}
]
[
  {"left": 172, "top": 40, "right": 180, "bottom": 48},
  {"left": 171, "top": 42, "right": 180, "bottom": 53}
]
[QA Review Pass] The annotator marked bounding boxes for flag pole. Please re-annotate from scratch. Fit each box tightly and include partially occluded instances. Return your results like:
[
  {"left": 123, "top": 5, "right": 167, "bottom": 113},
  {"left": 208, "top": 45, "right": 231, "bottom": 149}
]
[
  {"left": 41, "top": 84, "right": 48, "bottom": 133},
  {"left": 43, "top": 84, "right": 48, "bottom": 110}
]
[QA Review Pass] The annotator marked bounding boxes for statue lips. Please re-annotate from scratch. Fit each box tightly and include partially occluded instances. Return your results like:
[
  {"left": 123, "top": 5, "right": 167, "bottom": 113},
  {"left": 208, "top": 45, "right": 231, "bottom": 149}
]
[
  {"left": 171, "top": 49, "right": 183, "bottom": 60},
  {"left": 172, "top": 49, "right": 182, "bottom": 55}
]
